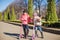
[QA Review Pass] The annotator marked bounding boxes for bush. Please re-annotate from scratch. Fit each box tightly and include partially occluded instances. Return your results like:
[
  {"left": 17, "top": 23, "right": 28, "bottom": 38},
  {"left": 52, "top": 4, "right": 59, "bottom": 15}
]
[
  {"left": 3, "top": 12, "right": 8, "bottom": 21},
  {"left": 43, "top": 22, "right": 60, "bottom": 28},
  {"left": 46, "top": 0, "right": 58, "bottom": 24},
  {"left": 50, "top": 22, "right": 60, "bottom": 28},
  {"left": 10, "top": 7, "right": 16, "bottom": 21},
  {"left": 0, "top": 12, "right": 2, "bottom": 21},
  {"left": 58, "top": 19, "right": 60, "bottom": 22},
  {"left": 28, "top": 0, "right": 33, "bottom": 17},
  {"left": 11, "top": 20, "right": 21, "bottom": 23}
]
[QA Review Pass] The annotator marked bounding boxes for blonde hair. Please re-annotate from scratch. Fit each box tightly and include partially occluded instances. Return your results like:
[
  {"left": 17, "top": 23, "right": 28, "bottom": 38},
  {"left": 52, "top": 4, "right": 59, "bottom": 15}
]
[{"left": 33, "top": 11, "right": 39, "bottom": 16}]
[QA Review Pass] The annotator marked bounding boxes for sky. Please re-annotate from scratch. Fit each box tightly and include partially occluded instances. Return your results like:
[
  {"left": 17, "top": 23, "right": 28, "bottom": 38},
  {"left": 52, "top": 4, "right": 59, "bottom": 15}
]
[
  {"left": 0, "top": 0, "right": 14, "bottom": 12},
  {"left": 0, "top": 0, "right": 57, "bottom": 12}
]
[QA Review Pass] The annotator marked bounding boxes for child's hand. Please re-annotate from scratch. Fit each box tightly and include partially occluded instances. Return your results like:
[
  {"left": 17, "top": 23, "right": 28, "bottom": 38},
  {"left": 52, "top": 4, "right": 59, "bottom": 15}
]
[{"left": 37, "top": 19, "right": 40, "bottom": 22}]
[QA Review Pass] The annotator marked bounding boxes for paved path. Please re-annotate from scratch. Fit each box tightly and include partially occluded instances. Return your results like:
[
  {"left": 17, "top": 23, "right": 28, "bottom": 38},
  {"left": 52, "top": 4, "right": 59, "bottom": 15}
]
[{"left": 0, "top": 22, "right": 60, "bottom": 40}]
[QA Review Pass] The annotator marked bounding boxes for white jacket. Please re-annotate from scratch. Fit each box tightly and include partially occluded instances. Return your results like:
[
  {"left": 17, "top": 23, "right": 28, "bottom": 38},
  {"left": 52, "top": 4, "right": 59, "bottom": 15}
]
[{"left": 34, "top": 16, "right": 42, "bottom": 26}]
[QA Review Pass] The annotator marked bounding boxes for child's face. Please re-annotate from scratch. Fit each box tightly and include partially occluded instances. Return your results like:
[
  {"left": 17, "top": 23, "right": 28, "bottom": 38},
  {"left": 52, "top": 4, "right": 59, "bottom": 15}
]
[{"left": 33, "top": 13, "right": 38, "bottom": 16}]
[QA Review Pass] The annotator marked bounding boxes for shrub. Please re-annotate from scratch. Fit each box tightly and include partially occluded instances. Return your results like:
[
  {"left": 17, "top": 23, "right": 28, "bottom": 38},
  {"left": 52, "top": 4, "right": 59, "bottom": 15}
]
[
  {"left": 0, "top": 12, "right": 2, "bottom": 21},
  {"left": 10, "top": 7, "right": 16, "bottom": 21},
  {"left": 3, "top": 12, "right": 8, "bottom": 21},
  {"left": 46, "top": 0, "right": 58, "bottom": 25},
  {"left": 28, "top": 0, "right": 33, "bottom": 18}
]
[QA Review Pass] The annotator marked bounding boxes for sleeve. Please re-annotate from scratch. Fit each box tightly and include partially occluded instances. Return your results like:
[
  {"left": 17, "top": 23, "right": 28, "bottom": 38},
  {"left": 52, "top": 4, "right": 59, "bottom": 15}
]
[{"left": 27, "top": 15, "right": 32, "bottom": 23}]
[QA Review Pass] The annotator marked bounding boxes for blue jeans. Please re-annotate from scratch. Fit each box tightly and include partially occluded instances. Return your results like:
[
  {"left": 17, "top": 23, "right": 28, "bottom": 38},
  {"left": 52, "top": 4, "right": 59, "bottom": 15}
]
[
  {"left": 35, "top": 25, "right": 42, "bottom": 32},
  {"left": 35, "top": 25, "right": 43, "bottom": 37},
  {"left": 22, "top": 24, "right": 29, "bottom": 38}
]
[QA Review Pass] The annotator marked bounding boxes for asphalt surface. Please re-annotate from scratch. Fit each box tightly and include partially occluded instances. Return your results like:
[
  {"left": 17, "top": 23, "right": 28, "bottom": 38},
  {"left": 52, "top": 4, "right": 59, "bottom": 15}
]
[{"left": 0, "top": 22, "right": 60, "bottom": 40}]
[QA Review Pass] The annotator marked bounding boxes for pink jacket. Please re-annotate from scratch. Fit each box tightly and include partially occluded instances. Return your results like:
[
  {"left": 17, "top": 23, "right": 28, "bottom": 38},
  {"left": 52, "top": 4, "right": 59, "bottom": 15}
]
[{"left": 20, "top": 13, "right": 31, "bottom": 24}]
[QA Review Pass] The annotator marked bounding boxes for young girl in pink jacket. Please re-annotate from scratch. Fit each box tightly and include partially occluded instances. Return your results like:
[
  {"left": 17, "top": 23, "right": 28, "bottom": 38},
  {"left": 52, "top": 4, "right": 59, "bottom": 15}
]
[{"left": 20, "top": 10, "right": 31, "bottom": 38}]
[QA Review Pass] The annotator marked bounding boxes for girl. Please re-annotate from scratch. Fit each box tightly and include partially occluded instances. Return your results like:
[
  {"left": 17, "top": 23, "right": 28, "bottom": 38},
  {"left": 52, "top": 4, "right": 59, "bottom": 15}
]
[
  {"left": 33, "top": 12, "right": 44, "bottom": 38},
  {"left": 20, "top": 9, "right": 31, "bottom": 38}
]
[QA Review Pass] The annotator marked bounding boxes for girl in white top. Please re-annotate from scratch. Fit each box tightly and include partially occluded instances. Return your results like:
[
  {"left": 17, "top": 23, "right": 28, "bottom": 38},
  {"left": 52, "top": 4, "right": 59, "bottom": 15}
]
[{"left": 33, "top": 12, "right": 44, "bottom": 38}]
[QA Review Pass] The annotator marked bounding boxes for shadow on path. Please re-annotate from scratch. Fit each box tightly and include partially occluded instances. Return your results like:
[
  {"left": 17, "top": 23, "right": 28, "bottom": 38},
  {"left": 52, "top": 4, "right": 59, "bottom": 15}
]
[
  {"left": 4, "top": 32, "right": 32, "bottom": 40},
  {"left": 4, "top": 32, "right": 19, "bottom": 40}
]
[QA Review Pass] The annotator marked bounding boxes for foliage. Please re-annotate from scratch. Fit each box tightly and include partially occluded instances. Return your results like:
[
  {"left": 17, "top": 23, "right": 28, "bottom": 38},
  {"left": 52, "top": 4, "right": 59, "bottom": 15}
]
[
  {"left": 7, "top": 7, "right": 11, "bottom": 20},
  {"left": 10, "top": 6, "right": 16, "bottom": 21},
  {"left": 46, "top": 0, "right": 58, "bottom": 24},
  {"left": 3, "top": 12, "right": 8, "bottom": 21},
  {"left": 0, "top": 12, "right": 2, "bottom": 21},
  {"left": 28, "top": 0, "right": 33, "bottom": 17}
]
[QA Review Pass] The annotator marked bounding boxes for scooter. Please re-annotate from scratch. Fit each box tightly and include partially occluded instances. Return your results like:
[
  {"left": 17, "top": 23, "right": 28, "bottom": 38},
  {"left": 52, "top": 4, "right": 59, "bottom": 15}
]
[
  {"left": 31, "top": 18, "right": 35, "bottom": 40},
  {"left": 31, "top": 26, "right": 35, "bottom": 40},
  {"left": 19, "top": 25, "right": 23, "bottom": 39}
]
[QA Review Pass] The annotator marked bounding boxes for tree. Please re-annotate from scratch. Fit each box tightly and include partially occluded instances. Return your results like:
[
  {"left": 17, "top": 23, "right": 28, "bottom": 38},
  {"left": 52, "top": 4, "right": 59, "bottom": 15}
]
[
  {"left": 10, "top": 6, "right": 16, "bottom": 21},
  {"left": 56, "top": 0, "right": 60, "bottom": 18},
  {"left": 0, "top": 12, "right": 2, "bottom": 21},
  {"left": 28, "top": 0, "right": 33, "bottom": 17},
  {"left": 46, "top": 0, "right": 58, "bottom": 24},
  {"left": 7, "top": 7, "right": 11, "bottom": 20},
  {"left": 3, "top": 12, "right": 8, "bottom": 21}
]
